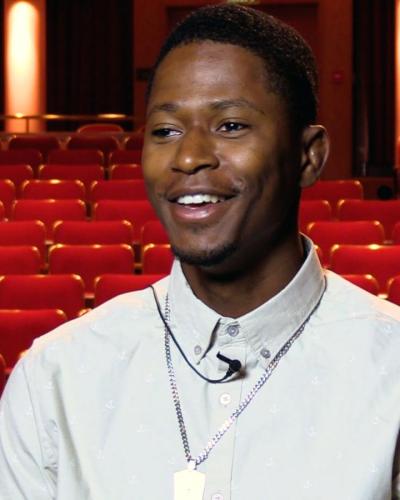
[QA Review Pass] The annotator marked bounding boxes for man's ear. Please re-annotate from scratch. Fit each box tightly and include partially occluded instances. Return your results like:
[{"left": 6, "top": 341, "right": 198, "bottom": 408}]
[{"left": 299, "top": 125, "right": 330, "bottom": 188}]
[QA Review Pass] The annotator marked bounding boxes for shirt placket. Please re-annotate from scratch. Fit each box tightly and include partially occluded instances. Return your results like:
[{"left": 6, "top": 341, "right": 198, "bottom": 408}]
[{"left": 203, "top": 321, "right": 247, "bottom": 500}]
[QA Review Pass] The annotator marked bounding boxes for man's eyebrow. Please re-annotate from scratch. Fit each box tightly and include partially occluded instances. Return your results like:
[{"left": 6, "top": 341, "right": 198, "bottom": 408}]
[
  {"left": 210, "top": 98, "right": 266, "bottom": 115},
  {"left": 147, "top": 102, "right": 179, "bottom": 117},
  {"left": 147, "top": 98, "right": 265, "bottom": 117}
]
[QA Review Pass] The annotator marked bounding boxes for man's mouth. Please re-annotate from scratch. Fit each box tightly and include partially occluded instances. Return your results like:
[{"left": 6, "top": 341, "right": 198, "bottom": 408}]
[{"left": 175, "top": 193, "right": 228, "bottom": 205}]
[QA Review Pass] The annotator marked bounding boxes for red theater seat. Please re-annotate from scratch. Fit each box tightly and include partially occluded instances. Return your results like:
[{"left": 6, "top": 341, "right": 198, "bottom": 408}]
[
  {"left": 0, "top": 274, "right": 85, "bottom": 319},
  {"left": 340, "top": 274, "right": 380, "bottom": 295},
  {"left": 109, "top": 150, "right": 143, "bottom": 166},
  {"left": 67, "top": 135, "right": 119, "bottom": 159},
  {"left": 21, "top": 179, "right": 86, "bottom": 201},
  {"left": 77, "top": 123, "right": 123, "bottom": 133},
  {"left": 0, "top": 149, "right": 42, "bottom": 174},
  {"left": 0, "top": 246, "right": 41, "bottom": 274},
  {"left": 90, "top": 180, "right": 148, "bottom": 203},
  {"left": 141, "top": 220, "right": 169, "bottom": 246},
  {"left": 307, "top": 220, "right": 385, "bottom": 267},
  {"left": 0, "top": 221, "right": 47, "bottom": 265},
  {"left": 39, "top": 163, "right": 104, "bottom": 194},
  {"left": 302, "top": 180, "right": 363, "bottom": 215},
  {"left": 94, "top": 273, "right": 166, "bottom": 306},
  {"left": 109, "top": 163, "right": 143, "bottom": 179},
  {"left": 330, "top": 244, "right": 400, "bottom": 295},
  {"left": 48, "top": 244, "right": 134, "bottom": 296},
  {"left": 142, "top": 244, "right": 174, "bottom": 274},
  {"left": 48, "top": 149, "right": 104, "bottom": 165},
  {"left": 388, "top": 276, "right": 400, "bottom": 306},
  {"left": 0, "top": 309, "right": 67, "bottom": 372},
  {"left": 0, "top": 164, "right": 33, "bottom": 194},
  {"left": 8, "top": 135, "right": 60, "bottom": 161},
  {"left": 125, "top": 133, "right": 144, "bottom": 150},
  {"left": 0, "top": 179, "right": 16, "bottom": 218},
  {"left": 53, "top": 220, "right": 133, "bottom": 245},
  {"left": 0, "top": 353, "right": 5, "bottom": 395},
  {"left": 337, "top": 199, "right": 400, "bottom": 241},
  {"left": 93, "top": 199, "right": 158, "bottom": 243},
  {"left": 299, "top": 200, "right": 332, "bottom": 234},
  {"left": 12, "top": 199, "right": 87, "bottom": 242}
]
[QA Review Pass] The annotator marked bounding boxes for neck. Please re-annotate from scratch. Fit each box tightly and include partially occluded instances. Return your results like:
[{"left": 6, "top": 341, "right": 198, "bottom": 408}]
[{"left": 180, "top": 233, "right": 305, "bottom": 318}]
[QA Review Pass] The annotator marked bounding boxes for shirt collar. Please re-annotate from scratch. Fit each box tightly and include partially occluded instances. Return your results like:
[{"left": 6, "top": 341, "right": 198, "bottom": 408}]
[{"left": 168, "top": 236, "right": 326, "bottom": 368}]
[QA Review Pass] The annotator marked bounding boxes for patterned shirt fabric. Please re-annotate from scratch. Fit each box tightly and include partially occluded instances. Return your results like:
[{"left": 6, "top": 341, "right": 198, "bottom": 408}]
[{"left": 1, "top": 238, "right": 400, "bottom": 500}]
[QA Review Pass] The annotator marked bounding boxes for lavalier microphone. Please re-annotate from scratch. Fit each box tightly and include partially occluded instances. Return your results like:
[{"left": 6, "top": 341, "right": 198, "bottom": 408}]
[{"left": 150, "top": 285, "right": 242, "bottom": 384}]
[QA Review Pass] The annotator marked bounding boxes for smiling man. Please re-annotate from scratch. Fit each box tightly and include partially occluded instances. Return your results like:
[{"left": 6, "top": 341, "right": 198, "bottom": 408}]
[{"left": 2, "top": 5, "right": 400, "bottom": 500}]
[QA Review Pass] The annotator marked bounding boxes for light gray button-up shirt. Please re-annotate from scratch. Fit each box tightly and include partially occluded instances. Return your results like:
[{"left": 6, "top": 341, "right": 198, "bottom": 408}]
[{"left": 2, "top": 239, "right": 400, "bottom": 499}]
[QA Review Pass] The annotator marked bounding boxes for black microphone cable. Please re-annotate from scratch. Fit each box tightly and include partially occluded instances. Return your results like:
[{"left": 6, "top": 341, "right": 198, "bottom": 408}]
[{"left": 150, "top": 285, "right": 242, "bottom": 384}]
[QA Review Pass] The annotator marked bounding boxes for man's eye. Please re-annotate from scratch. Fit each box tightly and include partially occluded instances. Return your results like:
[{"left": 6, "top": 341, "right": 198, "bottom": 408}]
[
  {"left": 151, "top": 128, "right": 180, "bottom": 138},
  {"left": 219, "top": 122, "right": 248, "bottom": 133}
]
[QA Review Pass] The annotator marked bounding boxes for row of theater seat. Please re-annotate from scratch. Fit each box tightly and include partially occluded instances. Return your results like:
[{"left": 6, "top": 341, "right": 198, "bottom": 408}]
[
  {"left": 0, "top": 133, "right": 144, "bottom": 162},
  {"left": 0, "top": 243, "right": 173, "bottom": 295}
]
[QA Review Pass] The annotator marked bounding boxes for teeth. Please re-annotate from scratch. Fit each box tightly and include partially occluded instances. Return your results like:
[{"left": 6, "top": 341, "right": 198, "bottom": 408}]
[{"left": 177, "top": 194, "right": 225, "bottom": 205}]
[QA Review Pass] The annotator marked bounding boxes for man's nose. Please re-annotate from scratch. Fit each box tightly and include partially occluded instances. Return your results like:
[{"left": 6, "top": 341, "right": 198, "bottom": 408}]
[{"left": 173, "top": 127, "right": 219, "bottom": 174}]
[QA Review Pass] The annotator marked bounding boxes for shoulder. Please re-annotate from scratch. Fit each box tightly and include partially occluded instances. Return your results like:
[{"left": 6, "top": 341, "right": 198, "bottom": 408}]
[
  {"left": 313, "top": 271, "right": 400, "bottom": 360},
  {"left": 23, "top": 275, "right": 170, "bottom": 373},
  {"left": 324, "top": 270, "right": 400, "bottom": 324}
]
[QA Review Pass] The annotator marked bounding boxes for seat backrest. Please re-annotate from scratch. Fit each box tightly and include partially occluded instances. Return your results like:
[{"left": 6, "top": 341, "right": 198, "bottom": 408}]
[
  {"left": 302, "top": 180, "right": 363, "bottom": 215},
  {"left": 337, "top": 200, "right": 400, "bottom": 240},
  {"left": 0, "top": 274, "right": 85, "bottom": 319},
  {"left": 330, "top": 244, "right": 400, "bottom": 294},
  {"left": 388, "top": 275, "right": 400, "bottom": 306},
  {"left": 48, "top": 244, "right": 134, "bottom": 296},
  {"left": 141, "top": 220, "right": 169, "bottom": 246},
  {"left": 391, "top": 222, "right": 400, "bottom": 244},
  {"left": 93, "top": 199, "right": 158, "bottom": 242},
  {"left": 0, "top": 246, "right": 41, "bottom": 274},
  {"left": 48, "top": 149, "right": 104, "bottom": 165},
  {"left": 0, "top": 309, "right": 67, "bottom": 370},
  {"left": 142, "top": 244, "right": 174, "bottom": 274},
  {"left": 94, "top": 273, "right": 166, "bottom": 306},
  {"left": 340, "top": 273, "right": 380, "bottom": 295},
  {"left": 8, "top": 135, "right": 60, "bottom": 161},
  {"left": 125, "top": 134, "right": 144, "bottom": 150},
  {"left": 90, "top": 180, "right": 148, "bottom": 203},
  {"left": 20, "top": 179, "right": 86, "bottom": 200},
  {"left": 0, "top": 149, "right": 42, "bottom": 173},
  {"left": 298, "top": 200, "right": 332, "bottom": 234},
  {"left": 0, "top": 164, "right": 33, "bottom": 195},
  {"left": 0, "top": 220, "right": 47, "bottom": 264},
  {"left": 0, "top": 353, "right": 6, "bottom": 395},
  {"left": 67, "top": 135, "right": 119, "bottom": 156},
  {"left": 307, "top": 220, "right": 385, "bottom": 267},
  {"left": 39, "top": 164, "right": 105, "bottom": 193},
  {"left": 12, "top": 199, "right": 87, "bottom": 241},
  {"left": 77, "top": 123, "right": 124, "bottom": 133},
  {"left": 109, "top": 163, "right": 143, "bottom": 179},
  {"left": 53, "top": 220, "right": 133, "bottom": 245},
  {"left": 0, "top": 179, "right": 16, "bottom": 218},
  {"left": 109, "top": 150, "right": 142, "bottom": 165}
]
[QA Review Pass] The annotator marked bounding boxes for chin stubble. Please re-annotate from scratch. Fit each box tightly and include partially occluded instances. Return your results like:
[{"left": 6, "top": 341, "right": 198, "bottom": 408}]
[{"left": 171, "top": 242, "right": 238, "bottom": 267}]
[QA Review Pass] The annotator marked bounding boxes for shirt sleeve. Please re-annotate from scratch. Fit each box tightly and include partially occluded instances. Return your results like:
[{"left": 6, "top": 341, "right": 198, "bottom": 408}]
[{"left": 0, "top": 360, "right": 53, "bottom": 500}]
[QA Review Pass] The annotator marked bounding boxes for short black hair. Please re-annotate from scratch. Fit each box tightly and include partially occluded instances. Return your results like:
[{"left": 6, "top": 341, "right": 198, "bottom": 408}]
[{"left": 146, "top": 4, "right": 318, "bottom": 131}]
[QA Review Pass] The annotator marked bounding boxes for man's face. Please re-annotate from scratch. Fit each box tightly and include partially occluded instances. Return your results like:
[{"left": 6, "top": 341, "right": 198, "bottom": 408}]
[{"left": 143, "top": 42, "right": 303, "bottom": 272}]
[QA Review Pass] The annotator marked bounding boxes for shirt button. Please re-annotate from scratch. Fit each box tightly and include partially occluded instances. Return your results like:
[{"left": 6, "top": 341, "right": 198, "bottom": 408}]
[
  {"left": 227, "top": 324, "right": 239, "bottom": 337},
  {"left": 211, "top": 494, "right": 224, "bottom": 500},
  {"left": 260, "top": 347, "right": 271, "bottom": 359},
  {"left": 194, "top": 345, "right": 202, "bottom": 355},
  {"left": 219, "top": 393, "right": 231, "bottom": 406}
]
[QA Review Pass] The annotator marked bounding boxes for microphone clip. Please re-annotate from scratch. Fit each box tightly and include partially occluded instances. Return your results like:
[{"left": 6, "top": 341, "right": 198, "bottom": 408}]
[{"left": 216, "top": 351, "right": 242, "bottom": 377}]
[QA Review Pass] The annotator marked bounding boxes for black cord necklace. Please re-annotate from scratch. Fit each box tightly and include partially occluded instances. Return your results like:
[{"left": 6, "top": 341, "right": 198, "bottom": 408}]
[{"left": 150, "top": 285, "right": 242, "bottom": 384}]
